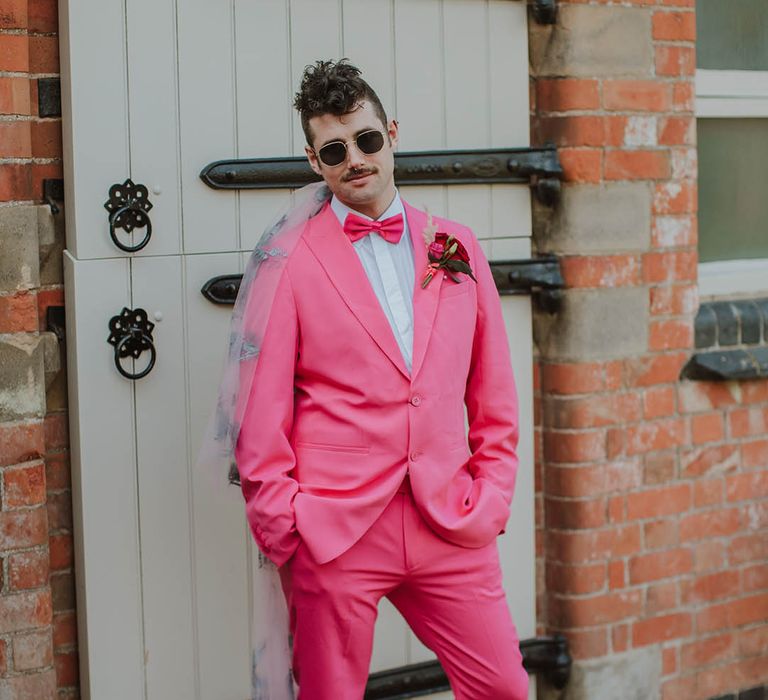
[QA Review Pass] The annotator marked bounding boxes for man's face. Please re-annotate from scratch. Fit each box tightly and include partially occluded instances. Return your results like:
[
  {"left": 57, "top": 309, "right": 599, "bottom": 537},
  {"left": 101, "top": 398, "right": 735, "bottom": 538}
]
[{"left": 305, "top": 99, "right": 398, "bottom": 219}]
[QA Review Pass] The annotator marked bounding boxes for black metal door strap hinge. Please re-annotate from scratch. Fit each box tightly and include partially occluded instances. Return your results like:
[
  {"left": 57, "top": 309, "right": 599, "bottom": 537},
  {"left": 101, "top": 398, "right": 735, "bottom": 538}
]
[
  {"left": 200, "top": 146, "right": 563, "bottom": 207},
  {"left": 103, "top": 178, "right": 154, "bottom": 253},
  {"left": 492, "top": 255, "right": 565, "bottom": 313},
  {"left": 363, "top": 634, "right": 571, "bottom": 699},
  {"left": 201, "top": 256, "right": 564, "bottom": 312},
  {"left": 107, "top": 307, "right": 156, "bottom": 380},
  {"left": 682, "top": 298, "right": 768, "bottom": 381}
]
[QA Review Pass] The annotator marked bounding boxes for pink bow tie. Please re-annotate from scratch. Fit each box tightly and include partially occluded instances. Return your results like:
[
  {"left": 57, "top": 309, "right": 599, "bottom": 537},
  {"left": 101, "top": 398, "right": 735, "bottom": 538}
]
[{"left": 343, "top": 212, "right": 404, "bottom": 244}]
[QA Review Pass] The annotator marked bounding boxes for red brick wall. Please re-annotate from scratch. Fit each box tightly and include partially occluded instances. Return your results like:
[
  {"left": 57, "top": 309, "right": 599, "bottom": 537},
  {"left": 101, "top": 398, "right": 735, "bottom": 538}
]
[
  {"left": 531, "top": 1, "right": 768, "bottom": 699},
  {"left": 0, "top": 0, "right": 78, "bottom": 697}
]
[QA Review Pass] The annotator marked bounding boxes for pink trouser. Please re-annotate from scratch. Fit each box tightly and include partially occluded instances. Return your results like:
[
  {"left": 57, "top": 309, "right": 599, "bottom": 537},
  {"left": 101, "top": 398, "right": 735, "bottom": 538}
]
[{"left": 278, "top": 477, "right": 529, "bottom": 700}]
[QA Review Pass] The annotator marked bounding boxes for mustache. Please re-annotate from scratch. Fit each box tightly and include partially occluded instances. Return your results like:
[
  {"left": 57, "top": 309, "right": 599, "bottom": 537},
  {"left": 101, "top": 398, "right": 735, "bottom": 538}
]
[{"left": 342, "top": 167, "right": 377, "bottom": 182}]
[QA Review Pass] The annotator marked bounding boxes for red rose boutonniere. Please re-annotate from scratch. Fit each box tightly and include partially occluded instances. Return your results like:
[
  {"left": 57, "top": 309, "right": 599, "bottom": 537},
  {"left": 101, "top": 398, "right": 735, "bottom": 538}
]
[{"left": 420, "top": 213, "right": 478, "bottom": 289}]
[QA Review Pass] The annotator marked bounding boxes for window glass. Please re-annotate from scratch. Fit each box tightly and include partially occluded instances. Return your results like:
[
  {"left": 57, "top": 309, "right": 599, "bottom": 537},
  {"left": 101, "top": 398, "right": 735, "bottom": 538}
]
[
  {"left": 696, "top": 0, "right": 768, "bottom": 71},
  {"left": 697, "top": 118, "right": 768, "bottom": 263}
]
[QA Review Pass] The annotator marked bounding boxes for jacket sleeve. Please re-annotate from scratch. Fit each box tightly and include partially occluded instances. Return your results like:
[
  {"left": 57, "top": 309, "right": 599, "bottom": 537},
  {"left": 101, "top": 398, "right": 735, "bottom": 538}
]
[
  {"left": 234, "top": 265, "right": 301, "bottom": 568},
  {"left": 463, "top": 232, "right": 520, "bottom": 523}
]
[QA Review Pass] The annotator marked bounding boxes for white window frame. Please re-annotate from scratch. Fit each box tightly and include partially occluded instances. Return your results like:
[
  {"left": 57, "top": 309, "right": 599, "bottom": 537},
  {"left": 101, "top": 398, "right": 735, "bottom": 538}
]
[{"left": 695, "top": 68, "right": 768, "bottom": 299}]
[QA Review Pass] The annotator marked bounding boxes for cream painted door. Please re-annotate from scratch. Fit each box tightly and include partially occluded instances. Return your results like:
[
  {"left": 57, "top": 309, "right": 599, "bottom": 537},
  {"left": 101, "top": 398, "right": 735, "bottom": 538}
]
[{"left": 59, "top": 1, "right": 534, "bottom": 698}]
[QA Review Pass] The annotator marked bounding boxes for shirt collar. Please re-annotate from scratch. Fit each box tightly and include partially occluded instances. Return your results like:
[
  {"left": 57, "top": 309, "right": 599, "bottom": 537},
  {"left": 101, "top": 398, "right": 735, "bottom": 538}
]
[{"left": 330, "top": 190, "right": 405, "bottom": 230}]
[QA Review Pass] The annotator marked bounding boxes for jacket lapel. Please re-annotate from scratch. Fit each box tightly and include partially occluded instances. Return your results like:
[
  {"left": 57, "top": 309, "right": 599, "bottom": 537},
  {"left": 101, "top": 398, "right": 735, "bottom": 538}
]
[{"left": 303, "top": 200, "right": 444, "bottom": 383}]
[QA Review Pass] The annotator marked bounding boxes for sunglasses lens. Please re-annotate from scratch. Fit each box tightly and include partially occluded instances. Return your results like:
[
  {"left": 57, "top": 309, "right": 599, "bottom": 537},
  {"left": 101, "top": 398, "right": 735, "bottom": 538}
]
[
  {"left": 357, "top": 130, "right": 384, "bottom": 154},
  {"left": 318, "top": 142, "right": 347, "bottom": 166}
]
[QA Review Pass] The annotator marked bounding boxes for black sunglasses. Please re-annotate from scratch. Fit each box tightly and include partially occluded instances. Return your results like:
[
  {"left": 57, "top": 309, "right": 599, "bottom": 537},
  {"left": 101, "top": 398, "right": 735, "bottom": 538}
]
[{"left": 315, "top": 129, "right": 386, "bottom": 167}]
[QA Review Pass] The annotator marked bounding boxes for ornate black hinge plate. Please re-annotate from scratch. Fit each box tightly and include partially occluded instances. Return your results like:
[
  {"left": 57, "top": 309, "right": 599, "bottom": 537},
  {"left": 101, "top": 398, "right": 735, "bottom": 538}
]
[
  {"left": 492, "top": 255, "right": 565, "bottom": 312},
  {"left": 200, "top": 146, "right": 563, "bottom": 206}
]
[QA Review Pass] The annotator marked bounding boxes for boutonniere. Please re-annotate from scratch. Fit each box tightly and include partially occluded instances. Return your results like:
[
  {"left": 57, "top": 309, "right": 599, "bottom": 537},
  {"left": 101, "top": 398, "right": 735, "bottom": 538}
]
[{"left": 420, "top": 213, "right": 478, "bottom": 289}]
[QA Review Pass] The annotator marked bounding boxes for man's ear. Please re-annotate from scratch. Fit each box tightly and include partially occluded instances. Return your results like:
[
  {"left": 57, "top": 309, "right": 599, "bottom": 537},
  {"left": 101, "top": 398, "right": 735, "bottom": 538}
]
[
  {"left": 305, "top": 145, "right": 322, "bottom": 176},
  {"left": 387, "top": 119, "right": 399, "bottom": 150}
]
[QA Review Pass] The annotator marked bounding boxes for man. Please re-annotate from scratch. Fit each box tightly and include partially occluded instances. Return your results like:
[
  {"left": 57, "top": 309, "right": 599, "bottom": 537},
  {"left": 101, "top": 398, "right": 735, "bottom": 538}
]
[{"left": 235, "top": 59, "right": 528, "bottom": 700}]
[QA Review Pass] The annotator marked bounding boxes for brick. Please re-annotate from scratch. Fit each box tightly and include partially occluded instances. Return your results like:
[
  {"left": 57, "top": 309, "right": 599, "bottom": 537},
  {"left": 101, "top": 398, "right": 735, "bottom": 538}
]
[
  {"left": 681, "top": 570, "right": 740, "bottom": 605},
  {"left": 726, "top": 471, "right": 768, "bottom": 502},
  {"left": 672, "top": 81, "right": 695, "bottom": 112},
  {"left": 690, "top": 412, "right": 725, "bottom": 445},
  {"left": 678, "top": 382, "right": 740, "bottom": 413},
  {"left": 27, "top": 34, "right": 59, "bottom": 73},
  {"left": 624, "top": 352, "right": 688, "bottom": 388},
  {"left": 49, "top": 532, "right": 73, "bottom": 571},
  {"left": 560, "top": 254, "right": 641, "bottom": 288},
  {"left": 696, "top": 593, "right": 768, "bottom": 633},
  {"left": 652, "top": 10, "right": 696, "bottom": 41},
  {"left": 546, "top": 393, "right": 642, "bottom": 429},
  {"left": 51, "top": 570, "right": 74, "bottom": 611},
  {"left": 603, "top": 80, "right": 671, "bottom": 112},
  {"left": 546, "top": 561, "right": 606, "bottom": 594},
  {"left": 0, "top": 668, "right": 57, "bottom": 699},
  {"left": 0, "top": 588, "right": 52, "bottom": 633},
  {"left": 0, "top": 76, "right": 32, "bottom": 114},
  {"left": 626, "top": 483, "right": 691, "bottom": 520},
  {"left": 529, "top": 5, "right": 652, "bottom": 78},
  {"left": 738, "top": 625, "right": 768, "bottom": 657},
  {"left": 651, "top": 215, "right": 696, "bottom": 248},
  {"left": 46, "top": 489, "right": 72, "bottom": 530},
  {"left": 44, "top": 411, "right": 68, "bottom": 450},
  {"left": 30, "top": 118, "right": 62, "bottom": 158},
  {"left": 608, "top": 495, "right": 624, "bottom": 524},
  {"left": 649, "top": 284, "right": 698, "bottom": 316},
  {"left": 661, "top": 676, "right": 698, "bottom": 700},
  {"left": 545, "top": 496, "right": 607, "bottom": 529},
  {"left": 629, "top": 547, "right": 692, "bottom": 584},
  {"left": 12, "top": 629, "right": 53, "bottom": 670},
  {"left": 608, "top": 559, "right": 625, "bottom": 588},
  {"left": 55, "top": 649, "right": 79, "bottom": 687},
  {"left": 536, "top": 115, "right": 605, "bottom": 147},
  {"left": 547, "top": 464, "right": 607, "bottom": 498},
  {"left": 0, "top": 32, "right": 29, "bottom": 71},
  {"left": 643, "top": 386, "right": 676, "bottom": 419},
  {"left": 653, "top": 180, "right": 696, "bottom": 215},
  {"left": 562, "top": 627, "right": 608, "bottom": 660},
  {"left": 28, "top": 0, "right": 58, "bottom": 33},
  {"left": 680, "top": 632, "right": 735, "bottom": 669},
  {"left": 693, "top": 478, "right": 723, "bottom": 508},
  {"left": 642, "top": 250, "right": 697, "bottom": 283},
  {"left": 655, "top": 45, "right": 695, "bottom": 77},
  {"left": 680, "top": 445, "right": 738, "bottom": 478},
  {"left": 649, "top": 319, "right": 693, "bottom": 350},
  {"left": 626, "top": 418, "right": 685, "bottom": 455},
  {"left": 558, "top": 147, "right": 602, "bottom": 183},
  {"left": 633, "top": 612, "right": 692, "bottom": 646},
  {"left": 544, "top": 429, "right": 606, "bottom": 463},
  {"left": 7, "top": 547, "right": 49, "bottom": 590},
  {"left": 662, "top": 646, "right": 677, "bottom": 676},
  {"left": 551, "top": 589, "right": 643, "bottom": 627},
  {"left": 643, "top": 451, "right": 676, "bottom": 485},
  {"left": 658, "top": 116, "right": 695, "bottom": 146},
  {"left": 643, "top": 519, "right": 678, "bottom": 549},
  {"left": 3, "top": 460, "right": 46, "bottom": 507},
  {"left": 546, "top": 524, "right": 642, "bottom": 564},
  {"left": 729, "top": 407, "right": 768, "bottom": 439},
  {"left": 0, "top": 291, "right": 38, "bottom": 332},
  {"left": 53, "top": 610, "right": 78, "bottom": 647},
  {"left": 671, "top": 146, "right": 697, "bottom": 180},
  {"left": 0, "top": 120, "right": 32, "bottom": 157},
  {"left": 741, "top": 382, "right": 768, "bottom": 404},
  {"left": 534, "top": 182, "right": 651, "bottom": 255},
  {"left": 536, "top": 78, "right": 600, "bottom": 112},
  {"left": 730, "top": 533, "right": 768, "bottom": 566},
  {"left": 0, "top": 163, "right": 34, "bottom": 202},
  {"left": 612, "top": 623, "right": 629, "bottom": 653},
  {"left": 0, "top": 0, "right": 27, "bottom": 28},
  {"left": 605, "top": 149, "right": 670, "bottom": 181},
  {"left": 0, "top": 420, "right": 45, "bottom": 466},
  {"left": 646, "top": 581, "right": 678, "bottom": 614},
  {"left": 44, "top": 451, "right": 70, "bottom": 489},
  {"left": 693, "top": 540, "right": 726, "bottom": 573},
  {"left": 0, "top": 507, "right": 48, "bottom": 550},
  {"left": 0, "top": 638, "right": 5, "bottom": 674}
]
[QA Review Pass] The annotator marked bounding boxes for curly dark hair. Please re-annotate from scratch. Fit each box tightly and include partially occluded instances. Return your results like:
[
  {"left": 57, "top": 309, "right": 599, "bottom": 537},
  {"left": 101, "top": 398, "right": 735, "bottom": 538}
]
[{"left": 293, "top": 59, "right": 388, "bottom": 146}]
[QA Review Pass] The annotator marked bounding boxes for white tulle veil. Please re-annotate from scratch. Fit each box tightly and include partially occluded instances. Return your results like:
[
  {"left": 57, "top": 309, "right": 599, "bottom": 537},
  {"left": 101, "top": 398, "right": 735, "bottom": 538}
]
[{"left": 195, "top": 181, "right": 332, "bottom": 700}]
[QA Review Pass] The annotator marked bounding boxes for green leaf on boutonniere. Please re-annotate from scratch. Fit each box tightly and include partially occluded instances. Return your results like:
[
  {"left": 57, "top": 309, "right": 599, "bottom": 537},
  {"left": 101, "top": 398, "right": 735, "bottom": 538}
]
[{"left": 444, "top": 259, "right": 477, "bottom": 281}]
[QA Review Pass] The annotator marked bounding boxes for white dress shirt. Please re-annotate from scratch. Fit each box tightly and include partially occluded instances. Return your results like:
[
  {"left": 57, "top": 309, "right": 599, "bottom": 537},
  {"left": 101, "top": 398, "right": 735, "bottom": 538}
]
[{"left": 330, "top": 191, "right": 416, "bottom": 374}]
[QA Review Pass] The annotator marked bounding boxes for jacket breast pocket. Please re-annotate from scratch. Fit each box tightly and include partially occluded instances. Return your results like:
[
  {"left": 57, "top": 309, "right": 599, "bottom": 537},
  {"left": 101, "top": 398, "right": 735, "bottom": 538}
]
[
  {"left": 440, "top": 280, "right": 471, "bottom": 299},
  {"left": 294, "top": 440, "right": 370, "bottom": 454}
]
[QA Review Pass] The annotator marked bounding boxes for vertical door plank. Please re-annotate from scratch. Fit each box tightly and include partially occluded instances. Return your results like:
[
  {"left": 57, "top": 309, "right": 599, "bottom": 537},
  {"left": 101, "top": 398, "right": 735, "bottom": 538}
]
[
  {"left": 58, "top": 0, "right": 130, "bottom": 260},
  {"left": 393, "top": 0, "right": 445, "bottom": 151},
  {"left": 132, "top": 256, "right": 196, "bottom": 699},
  {"left": 177, "top": 0, "right": 238, "bottom": 253},
  {"left": 63, "top": 253, "right": 145, "bottom": 700},
  {"left": 126, "top": 0, "right": 183, "bottom": 256},
  {"left": 187, "top": 253, "right": 252, "bottom": 698}
]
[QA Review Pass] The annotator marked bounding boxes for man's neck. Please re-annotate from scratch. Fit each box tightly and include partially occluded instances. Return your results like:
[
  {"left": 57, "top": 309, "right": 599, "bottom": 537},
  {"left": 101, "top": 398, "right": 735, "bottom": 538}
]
[{"left": 331, "top": 191, "right": 402, "bottom": 225}]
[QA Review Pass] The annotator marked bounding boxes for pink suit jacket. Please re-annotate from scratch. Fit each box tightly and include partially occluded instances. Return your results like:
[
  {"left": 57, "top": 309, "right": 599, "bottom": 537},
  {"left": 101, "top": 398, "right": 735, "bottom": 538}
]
[{"left": 235, "top": 199, "right": 520, "bottom": 567}]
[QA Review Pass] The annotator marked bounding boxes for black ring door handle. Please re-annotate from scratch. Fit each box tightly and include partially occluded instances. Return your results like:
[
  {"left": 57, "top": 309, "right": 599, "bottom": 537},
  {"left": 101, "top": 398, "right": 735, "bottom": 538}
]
[
  {"left": 107, "top": 307, "right": 157, "bottom": 379},
  {"left": 104, "top": 178, "right": 154, "bottom": 252}
]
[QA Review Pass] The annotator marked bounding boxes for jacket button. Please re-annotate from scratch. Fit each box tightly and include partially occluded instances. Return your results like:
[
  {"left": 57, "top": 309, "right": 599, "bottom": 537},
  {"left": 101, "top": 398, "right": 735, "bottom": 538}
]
[
  {"left": 410, "top": 395, "right": 421, "bottom": 406},
  {"left": 410, "top": 451, "right": 419, "bottom": 461}
]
